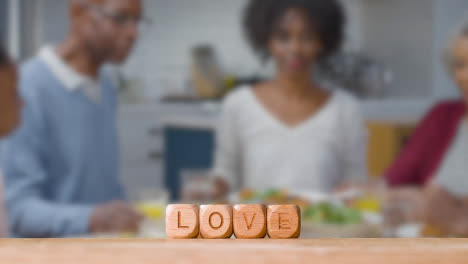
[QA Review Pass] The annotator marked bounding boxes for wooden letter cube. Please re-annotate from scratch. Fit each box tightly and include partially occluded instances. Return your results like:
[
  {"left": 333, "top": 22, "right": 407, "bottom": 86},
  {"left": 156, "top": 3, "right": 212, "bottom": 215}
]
[
  {"left": 267, "top": 205, "right": 301, "bottom": 239},
  {"left": 200, "top": 205, "right": 233, "bottom": 239},
  {"left": 233, "top": 204, "right": 267, "bottom": 238},
  {"left": 166, "top": 204, "right": 199, "bottom": 239}
]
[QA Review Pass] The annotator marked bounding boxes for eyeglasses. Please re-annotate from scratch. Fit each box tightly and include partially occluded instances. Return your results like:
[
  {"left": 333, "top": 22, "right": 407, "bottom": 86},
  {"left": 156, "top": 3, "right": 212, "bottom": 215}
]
[{"left": 80, "top": 1, "right": 151, "bottom": 29}]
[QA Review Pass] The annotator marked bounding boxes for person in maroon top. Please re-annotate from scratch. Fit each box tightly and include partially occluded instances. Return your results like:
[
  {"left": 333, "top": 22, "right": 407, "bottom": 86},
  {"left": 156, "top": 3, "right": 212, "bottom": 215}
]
[
  {"left": 386, "top": 101, "right": 465, "bottom": 187},
  {"left": 385, "top": 19, "right": 468, "bottom": 236}
]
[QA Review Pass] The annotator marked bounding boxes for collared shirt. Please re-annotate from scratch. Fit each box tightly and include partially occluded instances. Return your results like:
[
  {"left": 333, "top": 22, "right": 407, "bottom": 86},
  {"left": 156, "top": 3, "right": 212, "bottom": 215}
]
[
  {"left": 2, "top": 54, "right": 123, "bottom": 237},
  {"left": 39, "top": 46, "right": 101, "bottom": 103}
]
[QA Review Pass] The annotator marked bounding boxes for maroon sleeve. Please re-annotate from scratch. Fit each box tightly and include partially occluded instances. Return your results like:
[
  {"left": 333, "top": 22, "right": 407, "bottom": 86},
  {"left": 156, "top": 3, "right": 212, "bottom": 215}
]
[{"left": 385, "top": 104, "right": 445, "bottom": 187}]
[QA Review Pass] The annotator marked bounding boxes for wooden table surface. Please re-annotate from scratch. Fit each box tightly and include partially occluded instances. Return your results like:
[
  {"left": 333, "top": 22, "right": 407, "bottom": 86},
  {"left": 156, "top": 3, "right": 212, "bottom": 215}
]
[{"left": 0, "top": 238, "right": 467, "bottom": 264}]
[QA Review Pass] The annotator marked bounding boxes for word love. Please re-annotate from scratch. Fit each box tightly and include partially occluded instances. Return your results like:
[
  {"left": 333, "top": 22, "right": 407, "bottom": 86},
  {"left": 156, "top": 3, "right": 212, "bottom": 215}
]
[{"left": 166, "top": 204, "right": 301, "bottom": 239}]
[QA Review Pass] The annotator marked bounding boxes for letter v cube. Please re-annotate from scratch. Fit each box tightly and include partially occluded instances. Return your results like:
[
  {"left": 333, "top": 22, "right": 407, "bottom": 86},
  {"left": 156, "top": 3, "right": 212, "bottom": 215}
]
[{"left": 233, "top": 204, "right": 267, "bottom": 238}]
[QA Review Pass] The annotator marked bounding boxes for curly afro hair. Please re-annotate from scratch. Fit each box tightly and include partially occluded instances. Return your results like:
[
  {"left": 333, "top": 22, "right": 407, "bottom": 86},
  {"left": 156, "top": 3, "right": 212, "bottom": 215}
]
[{"left": 243, "top": 0, "right": 345, "bottom": 61}]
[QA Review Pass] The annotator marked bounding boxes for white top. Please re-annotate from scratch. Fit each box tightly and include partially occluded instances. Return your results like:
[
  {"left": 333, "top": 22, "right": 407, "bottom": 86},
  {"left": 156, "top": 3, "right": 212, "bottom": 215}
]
[
  {"left": 213, "top": 86, "right": 368, "bottom": 192},
  {"left": 39, "top": 46, "right": 101, "bottom": 102},
  {"left": 434, "top": 118, "right": 468, "bottom": 197}
]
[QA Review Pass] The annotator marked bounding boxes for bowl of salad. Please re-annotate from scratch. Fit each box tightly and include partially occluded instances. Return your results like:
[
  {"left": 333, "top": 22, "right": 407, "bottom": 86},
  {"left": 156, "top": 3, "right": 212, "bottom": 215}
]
[{"left": 235, "top": 188, "right": 382, "bottom": 238}]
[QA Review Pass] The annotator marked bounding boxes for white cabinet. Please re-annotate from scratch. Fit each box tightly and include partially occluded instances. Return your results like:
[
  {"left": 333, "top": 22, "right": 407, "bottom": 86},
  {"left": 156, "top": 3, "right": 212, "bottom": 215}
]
[{"left": 118, "top": 104, "right": 164, "bottom": 195}]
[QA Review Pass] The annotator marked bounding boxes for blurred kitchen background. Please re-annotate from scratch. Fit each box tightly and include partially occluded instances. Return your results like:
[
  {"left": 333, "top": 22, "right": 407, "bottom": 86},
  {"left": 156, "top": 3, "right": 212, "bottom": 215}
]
[{"left": 2, "top": 0, "right": 468, "bottom": 201}]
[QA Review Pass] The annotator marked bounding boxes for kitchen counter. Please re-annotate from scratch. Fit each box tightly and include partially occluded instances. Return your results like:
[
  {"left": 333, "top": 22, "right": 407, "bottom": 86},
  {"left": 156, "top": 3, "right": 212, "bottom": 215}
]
[
  {"left": 153, "top": 98, "right": 428, "bottom": 131},
  {"left": 1, "top": 238, "right": 467, "bottom": 263}
]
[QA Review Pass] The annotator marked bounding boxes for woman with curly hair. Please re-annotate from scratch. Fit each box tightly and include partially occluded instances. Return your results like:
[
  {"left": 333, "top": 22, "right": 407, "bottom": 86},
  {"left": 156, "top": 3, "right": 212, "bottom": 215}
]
[{"left": 211, "top": 0, "right": 367, "bottom": 195}]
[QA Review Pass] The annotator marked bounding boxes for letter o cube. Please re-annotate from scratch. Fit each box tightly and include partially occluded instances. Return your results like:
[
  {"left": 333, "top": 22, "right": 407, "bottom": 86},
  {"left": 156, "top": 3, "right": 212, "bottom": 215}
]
[{"left": 200, "top": 205, "right": 233, "bottom": 239}]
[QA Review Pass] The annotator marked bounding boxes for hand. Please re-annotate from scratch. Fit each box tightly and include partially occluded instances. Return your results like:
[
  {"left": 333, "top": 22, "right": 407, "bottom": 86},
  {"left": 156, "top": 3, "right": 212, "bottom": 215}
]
[
  {"left": 212, "top": 178, "right": 230, "bottom": 199},
  {"left": 334, "top": 179, "right": 385, "bottom": 196},
  {"left": 89, "top": 201, "right": 144, "bottom": 234},
  {"left": 383, "top": 187, "right": 426, "bottom": 226},
  {"left": 182, "top": 177, "right": 229, "bottom": 202},
  {"left": 423, "top": 183, "right": 468, "bottom": 235}
]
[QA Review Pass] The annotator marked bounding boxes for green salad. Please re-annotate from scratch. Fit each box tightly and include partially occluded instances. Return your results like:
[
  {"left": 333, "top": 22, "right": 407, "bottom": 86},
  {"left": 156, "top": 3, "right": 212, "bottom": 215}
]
[
  {"left": 247, "top": 189, "right": 282, "bottom": 201},
  {"left": 303, "top": 202, "right": 362, "bottom": 225}
]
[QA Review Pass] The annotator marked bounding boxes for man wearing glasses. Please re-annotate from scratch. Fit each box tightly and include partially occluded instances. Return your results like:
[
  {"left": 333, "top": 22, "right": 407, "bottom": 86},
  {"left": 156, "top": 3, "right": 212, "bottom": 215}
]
[{"left": 1, "top": 0, "right": 145, "bottom": 237}]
